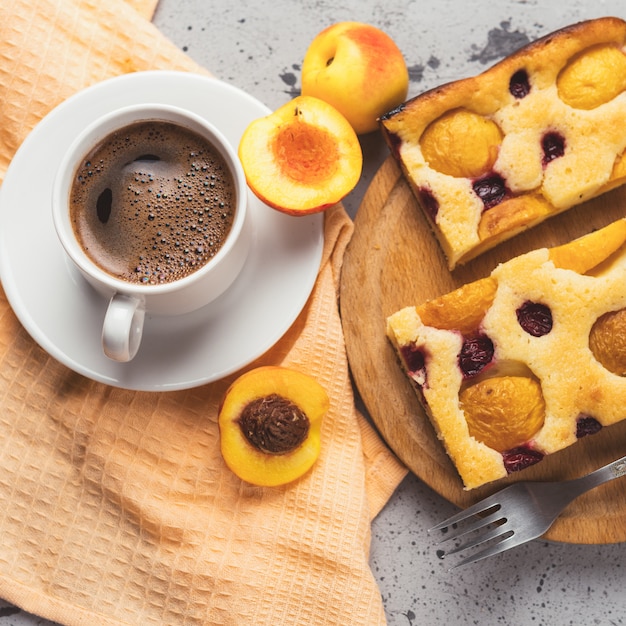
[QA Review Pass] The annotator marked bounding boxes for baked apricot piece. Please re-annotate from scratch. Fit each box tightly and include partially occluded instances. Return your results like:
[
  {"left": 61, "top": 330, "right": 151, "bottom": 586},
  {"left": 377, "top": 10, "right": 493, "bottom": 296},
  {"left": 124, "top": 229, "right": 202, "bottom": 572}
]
[
  {"left": 557, "top": 44, "right": 626, "bottom": 109},
  {"left": 238, "top": 95, "right": 362, "bottom": 215},
  {"left": 218, "top": 366, "right": 329, "bottom": 486},
  {"left": 420, "top": 108, "right": 503, "bottom": 178},
  {"left": 477, "top": 194, "right": 554, "bottom": 245},
  {"left": 416, "top": 277, "right": 497, "bottom": 335},
  {"left": 590, "top": 308, "right": 626, "bottom": 376},
  {"left": 548, "top": 218, "right": 626, "bottom": 273},
  {"left": 459, "top": 376, "right": 546, "bottom": 451}
]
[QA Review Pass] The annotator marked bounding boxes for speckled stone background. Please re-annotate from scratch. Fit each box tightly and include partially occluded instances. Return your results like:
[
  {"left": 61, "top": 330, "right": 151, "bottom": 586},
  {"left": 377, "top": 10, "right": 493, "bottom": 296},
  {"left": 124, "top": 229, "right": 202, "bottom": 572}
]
[{"left": 2, "top": 1, "right": 626, "bottom": 625}]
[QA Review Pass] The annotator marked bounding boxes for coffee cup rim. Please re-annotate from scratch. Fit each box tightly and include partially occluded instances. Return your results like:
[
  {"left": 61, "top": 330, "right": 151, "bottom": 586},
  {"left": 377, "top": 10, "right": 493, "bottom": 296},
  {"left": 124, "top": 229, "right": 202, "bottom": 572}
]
[{"left": 52, "top": 102, "right": 248, "bottom": 296}]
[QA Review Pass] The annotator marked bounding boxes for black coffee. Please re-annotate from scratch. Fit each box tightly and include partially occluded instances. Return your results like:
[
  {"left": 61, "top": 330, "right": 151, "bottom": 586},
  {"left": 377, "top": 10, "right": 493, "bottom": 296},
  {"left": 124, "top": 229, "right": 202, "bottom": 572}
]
[{"left": 70, "top": 120, "right": 236, "bottom": 285}]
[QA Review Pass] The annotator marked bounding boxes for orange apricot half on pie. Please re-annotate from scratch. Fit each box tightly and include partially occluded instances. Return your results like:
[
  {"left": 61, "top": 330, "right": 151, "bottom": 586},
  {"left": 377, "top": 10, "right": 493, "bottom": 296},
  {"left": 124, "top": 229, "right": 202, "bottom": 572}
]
[
  {"left": 218, "top": 366, "right": 330, "bottom": 486},
  {"left": 460, "top": 376, "right": 546, "bottom": 452},
  {"left": 238, "top": 95, "right": 362, "bottom": 215}
]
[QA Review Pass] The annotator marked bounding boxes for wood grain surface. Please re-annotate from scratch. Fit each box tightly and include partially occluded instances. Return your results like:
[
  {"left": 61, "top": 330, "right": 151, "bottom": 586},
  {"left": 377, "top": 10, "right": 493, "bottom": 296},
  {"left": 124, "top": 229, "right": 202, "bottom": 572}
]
[{"left": 340, "top": 155, "right": 626, "bottom": 544}]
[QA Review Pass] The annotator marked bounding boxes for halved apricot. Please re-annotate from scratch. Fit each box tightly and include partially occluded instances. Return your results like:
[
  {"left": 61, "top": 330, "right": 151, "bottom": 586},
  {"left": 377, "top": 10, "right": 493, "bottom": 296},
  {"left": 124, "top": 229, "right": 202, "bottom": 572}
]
[
  {"left": 557, "top": 44, "right": 626, "bottom": 109},
  {"left": 238, "top": 95, "right": 362, "bottom": 215},
  {"left": 548, "top": 218, "right": 626, "bottom": 274},
  {"left": 460, "top": 375, "right": 545, "bottom": 452},
  {"left": 477, "top": 194, "right": 554, "bottom": 244},
  {"left": 420, "top": 108, "right": 503, "bottom": 178},
  {"left": 416, "top": 276, "right": 498, "bottom": 335},
  {"left": 218, "top": 366, "right": 330, "bottom": 486},
  {"left": 590, "top": 308, "right": 626, "bottom": 376}
]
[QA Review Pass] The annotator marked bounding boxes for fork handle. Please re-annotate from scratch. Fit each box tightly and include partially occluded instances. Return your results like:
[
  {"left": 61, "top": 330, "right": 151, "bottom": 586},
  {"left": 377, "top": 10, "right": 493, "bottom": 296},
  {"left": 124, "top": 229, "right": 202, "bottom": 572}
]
[{"left": 572, "top": 454, "right": 626, "bottom": 493}]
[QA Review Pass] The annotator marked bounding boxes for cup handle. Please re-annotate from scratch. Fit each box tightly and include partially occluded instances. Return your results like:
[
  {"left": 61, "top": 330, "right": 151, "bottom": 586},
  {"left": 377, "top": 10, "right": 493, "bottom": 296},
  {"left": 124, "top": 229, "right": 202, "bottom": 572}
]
[{"left": 102, "top": 294, "right": 146, "bottom": 362}]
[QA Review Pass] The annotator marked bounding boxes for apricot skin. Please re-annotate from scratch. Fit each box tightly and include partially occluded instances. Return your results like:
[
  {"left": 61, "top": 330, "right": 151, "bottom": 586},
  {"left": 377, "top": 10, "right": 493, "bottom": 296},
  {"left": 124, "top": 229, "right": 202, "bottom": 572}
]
[
  {"left": 420, "top": 109, "right": 503, "bottom": 178},
  {"left": 416, "top": 277, "right": 497, "bottom": 336},
  {"left": 557, "top": 44, "right": 626, "bottom": 109},
  {"left": 301, "top": 22, "right": 409, "bottom": 135},
  {"left": 590, "top": 308, "right": 626, "bottom": 376},
  {"left": 238, "top": 95, "right": 362, "bottom": 215},
  {"left": 548, "top": 218, "right": 626, "bottom": 273},
  {"left": 218, "top": 366, "right": 329, "bottom": 487},
  {"left": 459, "top": 376, "right": 546, "bottom": 452}
]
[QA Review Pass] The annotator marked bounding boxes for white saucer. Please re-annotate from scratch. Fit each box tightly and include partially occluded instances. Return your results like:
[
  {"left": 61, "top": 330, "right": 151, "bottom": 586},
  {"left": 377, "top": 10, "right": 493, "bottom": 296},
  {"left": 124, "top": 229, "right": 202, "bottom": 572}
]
[{"left": 0, "top": 71, "right": 324, "bottom": 391}]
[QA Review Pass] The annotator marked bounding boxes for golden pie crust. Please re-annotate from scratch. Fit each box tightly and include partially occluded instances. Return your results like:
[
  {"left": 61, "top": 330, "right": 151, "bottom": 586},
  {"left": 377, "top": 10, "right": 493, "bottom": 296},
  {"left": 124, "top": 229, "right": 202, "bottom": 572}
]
[
  {"left": 380, "top": 17, "right": 626, "bottom": 269},
  {"left": 386, "top": 220, "right": 626, "bottom": 489}
]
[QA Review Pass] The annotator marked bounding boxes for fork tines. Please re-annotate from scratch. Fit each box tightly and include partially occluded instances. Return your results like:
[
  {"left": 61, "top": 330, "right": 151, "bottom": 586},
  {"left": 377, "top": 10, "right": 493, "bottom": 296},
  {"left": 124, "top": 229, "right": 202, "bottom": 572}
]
[
  {"left": 429, "top": 495, "right": 514, "bottom": 568},
  {"left": 429, "top": 453, "right": 626, "bottom": 568}
]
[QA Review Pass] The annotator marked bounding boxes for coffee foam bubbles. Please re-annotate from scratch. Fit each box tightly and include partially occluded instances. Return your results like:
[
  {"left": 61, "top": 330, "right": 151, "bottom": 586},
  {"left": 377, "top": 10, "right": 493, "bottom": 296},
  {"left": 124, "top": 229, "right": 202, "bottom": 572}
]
[{"left": 70, "top": 120, "right": 236, "bottom": 285}]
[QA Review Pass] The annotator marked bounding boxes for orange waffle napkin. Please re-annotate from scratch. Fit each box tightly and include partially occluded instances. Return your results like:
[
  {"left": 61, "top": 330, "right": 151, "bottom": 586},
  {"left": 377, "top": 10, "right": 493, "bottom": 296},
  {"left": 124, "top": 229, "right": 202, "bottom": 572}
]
[{"left": 0, "top": 1, "right": 408, "bottom": 624}]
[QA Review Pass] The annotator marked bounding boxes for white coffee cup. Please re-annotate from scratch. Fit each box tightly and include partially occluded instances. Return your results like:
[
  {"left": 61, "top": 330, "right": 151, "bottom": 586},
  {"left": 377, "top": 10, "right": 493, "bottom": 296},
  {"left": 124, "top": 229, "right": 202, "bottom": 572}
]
[{"left": 52, "top": 103, "right": 250, "bottom": 362}]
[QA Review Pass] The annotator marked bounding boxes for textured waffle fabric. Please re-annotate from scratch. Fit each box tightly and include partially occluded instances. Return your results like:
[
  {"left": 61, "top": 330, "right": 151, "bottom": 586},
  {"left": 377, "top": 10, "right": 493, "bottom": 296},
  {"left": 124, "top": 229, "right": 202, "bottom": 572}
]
[{"left": 0, "top": 1, "right": 407, "bottom": 624}]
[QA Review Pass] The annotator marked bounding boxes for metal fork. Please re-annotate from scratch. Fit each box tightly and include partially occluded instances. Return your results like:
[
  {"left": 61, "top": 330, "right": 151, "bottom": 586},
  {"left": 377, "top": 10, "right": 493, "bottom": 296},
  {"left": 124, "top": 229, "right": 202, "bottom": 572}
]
[{"left": 429, "top": 454, "right": 626, "bottom": 568}]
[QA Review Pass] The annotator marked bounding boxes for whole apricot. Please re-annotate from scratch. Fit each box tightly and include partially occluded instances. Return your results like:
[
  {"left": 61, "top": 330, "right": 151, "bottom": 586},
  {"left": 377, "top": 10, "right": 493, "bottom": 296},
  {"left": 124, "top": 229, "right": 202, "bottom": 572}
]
[
  {"left": 238, "top": 95, "right": 362, "bottom": 215},
  {"left": 218, "top": 366, "right": 329, "bottom": 486},
  {"left": 590, "top": 308, "right": 626, "bottom": 376},
  {"left": 301, "top": 22, "right": 409, "bottom": 135},
  {"left": 557, "top": 44, "right": 626, "bottom": 109},
  {"left": 420, "top": 109, "right": 503, "bottom": 178},
  {"left": 459, "top": 376, "right": 545, "bottom": 451}
]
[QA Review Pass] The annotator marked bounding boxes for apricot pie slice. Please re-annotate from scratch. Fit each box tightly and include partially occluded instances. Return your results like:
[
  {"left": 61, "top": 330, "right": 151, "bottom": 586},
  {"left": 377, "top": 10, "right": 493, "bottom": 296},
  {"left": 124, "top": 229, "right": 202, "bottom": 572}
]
[
  {"left": 386, "top": 219, "right": 626, "bottom": 489},
  {"left": 380, "top": 17, "right": 626, "bottom": 269}
]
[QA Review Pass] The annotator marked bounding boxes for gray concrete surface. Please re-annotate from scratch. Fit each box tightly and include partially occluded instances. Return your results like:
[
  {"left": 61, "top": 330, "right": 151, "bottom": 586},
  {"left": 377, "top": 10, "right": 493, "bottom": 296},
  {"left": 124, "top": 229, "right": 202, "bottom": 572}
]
[{"left": 2, "top": 1, "right": 626, "bottom": 624}]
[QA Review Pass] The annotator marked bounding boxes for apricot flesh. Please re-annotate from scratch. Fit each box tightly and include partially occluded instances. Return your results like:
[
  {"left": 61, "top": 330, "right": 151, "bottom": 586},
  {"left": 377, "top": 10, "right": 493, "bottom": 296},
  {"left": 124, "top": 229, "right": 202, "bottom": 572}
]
[
  {"left": 557, "top": 44, "right": 626, "bottom": 109},
  {"left": 548, "top": 218, "right": 626, "bottom": 273},
  {"left": 420, "top": 109, "right": 503, "bottom": 178},
  {"left": 590, "top": 308, "right": 626, "bottom": 376},
  {"left": 416, "top": 277, "right": 497, "bottom": 335},
  {"left": 477, "top": 193, "right": 554, "bottom": 245},
  {"left": 238, "top": 95, "right": 362, "bottom": 215},
  {"left": 218, "top": 366, "right": 329, "bottom": 486},
  {"left": 459, "top": 376, "right": 546, "bottom": 451}
]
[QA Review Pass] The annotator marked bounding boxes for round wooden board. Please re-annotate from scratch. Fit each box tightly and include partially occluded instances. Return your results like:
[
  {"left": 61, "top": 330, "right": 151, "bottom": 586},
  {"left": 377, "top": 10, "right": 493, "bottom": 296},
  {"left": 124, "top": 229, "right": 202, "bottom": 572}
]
[{"left": 340, "top": 155, "right": 626, "bottom": 544}]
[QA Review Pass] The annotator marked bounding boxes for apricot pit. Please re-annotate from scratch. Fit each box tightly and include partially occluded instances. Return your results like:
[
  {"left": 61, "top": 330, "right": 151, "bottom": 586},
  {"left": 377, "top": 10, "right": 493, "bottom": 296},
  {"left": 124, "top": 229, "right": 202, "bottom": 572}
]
[
  {"left": 218, "top": 366, "right": 329, "bottom": 486},
  {"left": 238, "top": 95, "right": 362, "bottom": 215}
]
